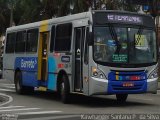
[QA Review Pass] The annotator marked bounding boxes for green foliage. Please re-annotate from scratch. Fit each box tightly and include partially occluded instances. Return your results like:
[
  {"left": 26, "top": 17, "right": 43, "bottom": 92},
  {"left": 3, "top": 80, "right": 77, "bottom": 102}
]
[
  {"left": 96, "top": 0, "right": 140, "bottom": 11},
  {"left": 0, "top": 0, "right": 10, "bottom": 35},
  {"left": 0, "top": 0, "right": 140, "bottom": 35}
]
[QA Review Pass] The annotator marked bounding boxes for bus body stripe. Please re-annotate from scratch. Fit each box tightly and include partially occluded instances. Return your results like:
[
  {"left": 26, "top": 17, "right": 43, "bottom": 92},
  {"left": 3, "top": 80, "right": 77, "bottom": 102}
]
[
  {"left": 38, "top": 20, "right": 49, "bottom": 80},
  {"left": 40, "top": 20, "right": 48, "bottom": 32},
  {"left": 116, "top": 72, "right": 119, "bottom": 80},
  {"left": 38, "top": 34, "right": 43, "bottom": 80},
  {"left": 48, "top": 57, "right": 57, "bottom": 90}
]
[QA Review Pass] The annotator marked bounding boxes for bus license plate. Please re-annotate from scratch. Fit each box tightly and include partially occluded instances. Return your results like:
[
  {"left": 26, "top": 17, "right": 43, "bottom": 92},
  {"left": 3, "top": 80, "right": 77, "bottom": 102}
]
[{"left": 123, "top": 82, "right": 134, "bottom": 87}]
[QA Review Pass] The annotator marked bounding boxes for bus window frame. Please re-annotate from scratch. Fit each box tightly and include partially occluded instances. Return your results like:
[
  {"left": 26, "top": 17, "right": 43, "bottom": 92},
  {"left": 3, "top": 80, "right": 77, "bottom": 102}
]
[
  {"left": 54, "top": 23, "right": 73, "bottom": 52},
  {"left": 15, "top": 30, "right": 27, "bottom": 53},
  {"left": 50, "top": 25, "right": 56, "bottom": 52},
  {"left": 92, "top": 24, "right": 157, "bottom": 68},
  {"left": 26, "top": 28, "right": 39, "bottom": 53},
  {"left": 5, "top": 32, "right": 16, "bottom": 54}
]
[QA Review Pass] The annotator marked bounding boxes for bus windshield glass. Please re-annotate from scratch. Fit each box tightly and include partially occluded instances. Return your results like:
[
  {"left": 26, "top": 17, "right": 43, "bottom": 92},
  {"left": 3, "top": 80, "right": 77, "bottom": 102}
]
[{"left": 93, "top": 26, "right": 157, "bottom": 66}]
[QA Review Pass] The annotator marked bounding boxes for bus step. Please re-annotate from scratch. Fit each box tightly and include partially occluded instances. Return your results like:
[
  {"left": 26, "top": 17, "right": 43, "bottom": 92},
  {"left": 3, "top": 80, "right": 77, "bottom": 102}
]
[
  {"left": 75, "top": 88, "right": 83, "bottom": 93},
  {"left": 35, "top": 86, "right": 47, "bottom": 91}
]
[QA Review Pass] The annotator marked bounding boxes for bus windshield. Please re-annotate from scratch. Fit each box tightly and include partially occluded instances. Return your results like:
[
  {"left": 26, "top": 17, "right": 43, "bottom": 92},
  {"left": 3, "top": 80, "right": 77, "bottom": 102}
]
[{"left": 94, "top": 26, "right": 157, "bottom": 66}]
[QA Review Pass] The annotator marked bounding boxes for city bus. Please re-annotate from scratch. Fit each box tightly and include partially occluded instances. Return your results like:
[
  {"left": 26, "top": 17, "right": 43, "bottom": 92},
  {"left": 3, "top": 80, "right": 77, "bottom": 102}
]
[{"left": 3, "top": 10, "right": 158, "bottom": 103}]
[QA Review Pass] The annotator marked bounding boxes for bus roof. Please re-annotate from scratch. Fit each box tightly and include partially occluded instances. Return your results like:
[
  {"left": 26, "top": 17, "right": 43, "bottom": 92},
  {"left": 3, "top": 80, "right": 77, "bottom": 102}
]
[
  {"left": 6, "top": 10, "right": 154, "bottom": 32},
  {"left": 6, "top": 11, "right": 91, "bottom": 32}
]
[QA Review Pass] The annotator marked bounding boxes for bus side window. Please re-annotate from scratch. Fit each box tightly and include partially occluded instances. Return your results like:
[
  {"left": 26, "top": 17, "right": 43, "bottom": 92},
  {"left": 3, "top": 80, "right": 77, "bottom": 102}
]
[
  {"left": 84, "top": 27, "right": 89, "bottom": 64},
  {"left": 55, "top": 23, "right": 72, "bottom": 52},
  {"left": 15, "top": 31, "right": 26, "bottom": 53},
  {"left": 50, "top": 25, "right": 55, "bottom": 52},
  {"left": 26, "top": 29, "right": 38, "bottom": 52},
  {"left": 6, "top": 33, "right": 16, "bottom": 53}
]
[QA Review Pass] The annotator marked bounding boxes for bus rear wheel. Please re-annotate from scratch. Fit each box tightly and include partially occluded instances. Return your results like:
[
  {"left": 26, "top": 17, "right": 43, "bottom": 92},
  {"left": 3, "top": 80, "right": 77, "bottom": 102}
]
[
  {"left": 15, "top": 71, "right": 34, "bottom": 94},
  {"left": 116, "top": 94, "right": 128, "bottom": 103},
  {"left": 15, "top": 71, "right": 25, "bottom": 94},
  {"left": 60, "top": 75, "right": 70, "bottom": 104}
]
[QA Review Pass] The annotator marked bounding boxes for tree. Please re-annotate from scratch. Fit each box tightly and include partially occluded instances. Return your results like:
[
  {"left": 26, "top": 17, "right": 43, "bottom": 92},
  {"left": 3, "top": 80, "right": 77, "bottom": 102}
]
[
  {"left": 0, "top": 0, "right": 141, "bottom": 35},
  {"left": 95, "top": 0, "right": 140, "bottom": 11},
  {"left": 0, "top": 0, "right": 10, "bottom": 35},
  {"left": 72, "top": 0, "right": 89, "bottom": 14},
  {"left": 18, "top": 0, "right": 45, "bottom": 24}
]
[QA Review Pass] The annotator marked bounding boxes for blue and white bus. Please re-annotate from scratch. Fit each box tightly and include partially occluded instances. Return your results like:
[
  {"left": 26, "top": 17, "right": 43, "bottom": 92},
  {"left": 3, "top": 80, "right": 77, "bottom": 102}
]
[{"left": 3, "top": 10, "right": 158, "bottom": 103}]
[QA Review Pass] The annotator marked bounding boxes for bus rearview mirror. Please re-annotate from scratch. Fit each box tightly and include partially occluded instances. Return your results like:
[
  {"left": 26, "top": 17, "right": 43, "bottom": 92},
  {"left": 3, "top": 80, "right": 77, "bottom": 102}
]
[{"left": 88, "top": 32, "right": 93, "bottom": 46}]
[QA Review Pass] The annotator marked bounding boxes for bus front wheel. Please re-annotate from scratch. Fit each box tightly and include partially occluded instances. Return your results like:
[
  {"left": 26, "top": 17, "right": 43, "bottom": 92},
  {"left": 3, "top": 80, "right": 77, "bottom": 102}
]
[
  {"left": 60, "top": 75, "right": 70, "bottom": 104},
  {"left": 116, "top": 94, "right": 128, "bottom": 103}
]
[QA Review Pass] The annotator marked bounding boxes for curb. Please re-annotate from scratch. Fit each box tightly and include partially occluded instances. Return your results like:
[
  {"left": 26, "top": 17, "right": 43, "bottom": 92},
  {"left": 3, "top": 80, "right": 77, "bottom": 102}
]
[{"left": 0, "top": 93, "right": 13, "bottom": 107}]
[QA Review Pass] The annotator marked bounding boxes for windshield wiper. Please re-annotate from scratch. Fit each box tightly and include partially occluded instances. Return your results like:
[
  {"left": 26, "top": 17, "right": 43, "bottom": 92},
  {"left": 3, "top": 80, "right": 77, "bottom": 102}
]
[
  {"left": 108, "top": 24, "right": 121, "bottom": 54},
  {"left": 109, "top": 24, "right": 117, "bottom": 41}
]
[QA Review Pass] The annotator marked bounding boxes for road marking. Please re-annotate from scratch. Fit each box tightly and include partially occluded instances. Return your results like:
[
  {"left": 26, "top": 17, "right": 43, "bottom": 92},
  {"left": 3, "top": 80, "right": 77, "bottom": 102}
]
[
  {"left": 0, "top": 108, "right": 40, "bottom": 112},
  {"left": 0, "top": 106, "right": 24, "bottom": 110},
  {"left": 0, "top": 83, "right": 15, "bottom": 89},
  {"left": 17, "top": 110, "right": 62, "bottom": 115},
  {"left": 0, "top": 83, "right": 15, "bottom": 86},
  {"left": 2, "top": 86, "right": 15, "bottom": 89},
  {"left": 0, "top": 88, "right": 15, "bottom": 92}
]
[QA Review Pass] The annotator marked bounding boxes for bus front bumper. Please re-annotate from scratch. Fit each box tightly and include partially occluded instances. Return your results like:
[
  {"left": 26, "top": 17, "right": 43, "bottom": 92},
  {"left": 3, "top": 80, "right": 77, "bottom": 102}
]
[
  {"left": 89, "top": 77, "right": 108, "bottom": 95},
  {"left": 89, "top": 77, "right": 158, "bottom": 95},
  {"left": 147, "top": 78, "right": 158, "bottom": 94}
]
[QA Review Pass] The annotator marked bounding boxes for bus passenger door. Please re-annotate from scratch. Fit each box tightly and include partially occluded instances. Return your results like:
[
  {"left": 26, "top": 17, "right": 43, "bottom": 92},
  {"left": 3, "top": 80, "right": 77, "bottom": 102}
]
[
  {"left": 82, "top": 27, "right": 89, "bottom": 95},
  {"left": 74, "top": 27, "right": 85, "bottom": 92},
  {"left": 38, "top": 32, "right": 49, "bottom": 82}
]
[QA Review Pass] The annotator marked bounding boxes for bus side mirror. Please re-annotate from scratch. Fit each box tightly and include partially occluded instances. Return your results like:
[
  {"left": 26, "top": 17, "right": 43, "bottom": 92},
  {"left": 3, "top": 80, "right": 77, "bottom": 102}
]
[{"left": 88, "top": 32, "right": 93, "bottom": 46}]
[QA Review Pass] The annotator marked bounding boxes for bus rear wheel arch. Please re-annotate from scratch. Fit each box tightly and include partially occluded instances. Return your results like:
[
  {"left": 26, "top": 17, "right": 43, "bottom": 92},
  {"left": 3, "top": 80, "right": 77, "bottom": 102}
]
[{"left": 14, "top": 70, "right": 34, "bottom": 94}]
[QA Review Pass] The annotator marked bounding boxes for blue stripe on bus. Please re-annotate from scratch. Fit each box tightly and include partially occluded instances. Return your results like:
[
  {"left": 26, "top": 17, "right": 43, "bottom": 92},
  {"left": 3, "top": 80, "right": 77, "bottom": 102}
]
[
  {"left": 15, "top": 57, "right": 57, "bottom": 90},
  {"left": 107, "top": 71, "right": 147, "bottom": 94},
  {"left": 47, "top": 57, "right": 57, "bottom": 90},
  {"left": 38, "top": 80, "right": 47, "bottom": 86},
  {"left": 14, "top": 57, "right": 38, "bottom": 71},
  {"left": 22, "top": 72, "right": 38, "bottom": 87},
  {"left": 15, "top": 57, "right": 38, "bottom": 87}
]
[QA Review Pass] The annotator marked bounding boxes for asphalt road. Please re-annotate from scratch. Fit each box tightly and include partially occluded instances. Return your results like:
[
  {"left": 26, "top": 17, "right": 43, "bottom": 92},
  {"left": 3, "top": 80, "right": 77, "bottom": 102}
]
[{"left": 0, "top": 79, "right": 160, "bottom": 120}]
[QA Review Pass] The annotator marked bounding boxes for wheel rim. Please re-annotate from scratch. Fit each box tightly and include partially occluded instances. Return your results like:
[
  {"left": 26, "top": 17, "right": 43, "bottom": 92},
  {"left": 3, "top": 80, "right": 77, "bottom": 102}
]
[
  {"left": 16, "top": 80, "right": 20, "bottom": 91},
  {"left": 16, "top": 73, "right": 21, "bottom": 92},
  {"left": 61, "top": 82, "right": 65, "bottom": 97}
]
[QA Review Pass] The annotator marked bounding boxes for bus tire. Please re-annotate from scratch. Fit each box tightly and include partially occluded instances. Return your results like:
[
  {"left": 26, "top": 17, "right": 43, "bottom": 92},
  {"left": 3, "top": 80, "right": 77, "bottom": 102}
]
[
  {"left": 116, "top": 94, "right": 128, "bottom": 103},
  {"left": 15, "top": 71, "right": 25, "bottom": 94},
  {"left": 15, "top": 71, "right": 34, "bottom": 94},
  {"left": 60, "top": 75, "right": 70, "bottom": 104}
]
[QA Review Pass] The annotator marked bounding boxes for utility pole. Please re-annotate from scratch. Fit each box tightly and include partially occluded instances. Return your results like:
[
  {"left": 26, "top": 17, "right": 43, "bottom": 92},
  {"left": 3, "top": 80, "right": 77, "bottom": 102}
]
[{"left": 10, "top": 5, "right": 13, "bottom": 27}]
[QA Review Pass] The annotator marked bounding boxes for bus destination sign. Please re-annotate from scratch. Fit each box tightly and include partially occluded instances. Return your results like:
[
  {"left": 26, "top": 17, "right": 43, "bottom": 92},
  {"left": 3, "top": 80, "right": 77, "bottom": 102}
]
[{"left": 107, "top": 14, "right": 143, "bottom": 24}]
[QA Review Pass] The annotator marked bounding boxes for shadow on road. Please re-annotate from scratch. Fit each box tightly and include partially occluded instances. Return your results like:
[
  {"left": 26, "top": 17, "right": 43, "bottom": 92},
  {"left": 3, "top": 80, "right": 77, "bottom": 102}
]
[{"left": 17, "top": 91, "right": 154, "bottom": 108}]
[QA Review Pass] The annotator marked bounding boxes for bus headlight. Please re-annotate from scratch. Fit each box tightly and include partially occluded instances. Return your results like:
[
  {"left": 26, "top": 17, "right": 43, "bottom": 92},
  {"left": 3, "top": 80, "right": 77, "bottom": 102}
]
[
  {"left": 91, "top": 67, "right": 106, "bottom": 79},
  {"left": 148, "top": 69, "right": 158, "bottom": 79}
]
